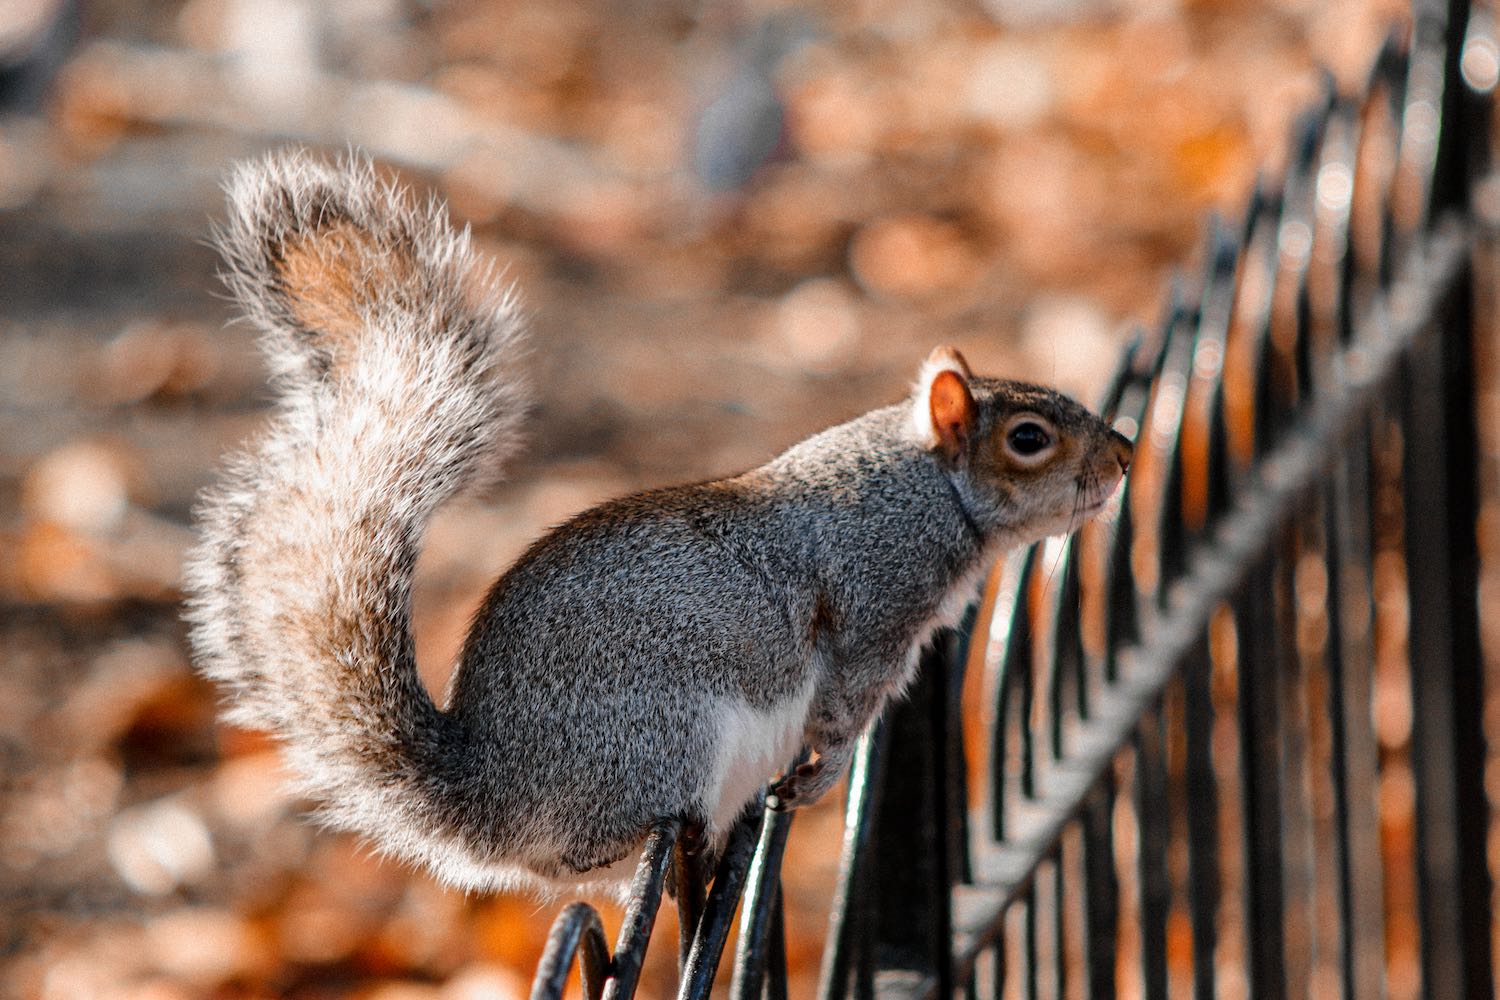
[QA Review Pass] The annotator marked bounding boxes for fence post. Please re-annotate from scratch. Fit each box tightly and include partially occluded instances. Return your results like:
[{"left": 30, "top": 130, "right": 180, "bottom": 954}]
[
  {"left": 876, "top": 639, "right": 960, "bottom": 997},
  {"left": 820, "top": 629, "right": 967, "bottom": 999},
  {"left": 1399, "top": 2, "right": 1492, "bottom": 998}
]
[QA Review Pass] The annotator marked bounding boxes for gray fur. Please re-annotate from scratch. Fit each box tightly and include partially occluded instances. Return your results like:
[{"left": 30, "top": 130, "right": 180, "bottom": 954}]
[{"left": 185, "top": 149, "right": 1131, "bottom": 898}]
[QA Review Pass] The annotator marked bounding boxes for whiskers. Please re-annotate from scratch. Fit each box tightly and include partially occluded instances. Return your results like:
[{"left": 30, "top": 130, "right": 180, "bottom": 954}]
[
  {"left": 1074, "top": 464, "right": 1128, "bottom": 530},
  {"left": 1042, "top": 464, "right": 1128, "bottom": 592},
  {"left": 1042, "top": 478, "right": 1090, "bottom": 591},
  {"left": 1091, "top": 470, "right": 1128, "bottom": 527},
  {"left": 1068, "top": 474, "right": 1091, "bottom": 538}
]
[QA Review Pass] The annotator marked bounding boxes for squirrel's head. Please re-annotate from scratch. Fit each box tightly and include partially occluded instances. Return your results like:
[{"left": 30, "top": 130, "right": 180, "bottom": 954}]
[{"left": 912, "top": 346, "right": 1133, "bottom": 542}]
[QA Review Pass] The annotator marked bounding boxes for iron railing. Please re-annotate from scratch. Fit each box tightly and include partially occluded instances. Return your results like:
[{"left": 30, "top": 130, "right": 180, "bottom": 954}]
[{"left": 529, "top": 0, "right": 1498, "bottom": 996}]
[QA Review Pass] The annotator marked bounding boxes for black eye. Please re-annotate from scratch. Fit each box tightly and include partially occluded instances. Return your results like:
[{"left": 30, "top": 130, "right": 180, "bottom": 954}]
[{"left": 1007, "top": 422, "right": 1052, "bottom": 456}]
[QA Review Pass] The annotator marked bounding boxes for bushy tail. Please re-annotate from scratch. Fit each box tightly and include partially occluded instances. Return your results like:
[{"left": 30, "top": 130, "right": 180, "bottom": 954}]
[{"left": 184, "top": 151, "right": 527, "bottom": 871}]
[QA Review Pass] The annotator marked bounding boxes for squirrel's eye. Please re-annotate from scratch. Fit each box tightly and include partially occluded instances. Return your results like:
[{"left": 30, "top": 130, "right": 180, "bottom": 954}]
[{"left": 1007, "top": 422, "right": 1052, "bottom": 456}]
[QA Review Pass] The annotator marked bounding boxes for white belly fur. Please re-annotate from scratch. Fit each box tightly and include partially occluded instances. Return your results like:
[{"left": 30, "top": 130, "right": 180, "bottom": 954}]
[
  {"left": 699, "top": 546, "right": 1002, "bottom": 835},
  {"left": 702, "top": 672, "right": 819, "bottom": 832}
]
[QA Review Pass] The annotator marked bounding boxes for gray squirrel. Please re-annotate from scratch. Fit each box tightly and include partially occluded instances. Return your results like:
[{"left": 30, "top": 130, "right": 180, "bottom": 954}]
[{"left": 184, "top": 150, "right": 1133, "bottom": 898}]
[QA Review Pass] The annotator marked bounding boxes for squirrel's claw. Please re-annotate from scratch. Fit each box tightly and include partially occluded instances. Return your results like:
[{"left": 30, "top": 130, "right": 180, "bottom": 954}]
[{"left": 767, "top": 760, "right": 825, "bottom": 811}]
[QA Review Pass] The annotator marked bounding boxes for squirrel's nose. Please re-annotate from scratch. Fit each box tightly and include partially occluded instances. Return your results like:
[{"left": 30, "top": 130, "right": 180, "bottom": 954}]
[{"left": 1109, "top": 430, "right": 1133, "bottom": 475}]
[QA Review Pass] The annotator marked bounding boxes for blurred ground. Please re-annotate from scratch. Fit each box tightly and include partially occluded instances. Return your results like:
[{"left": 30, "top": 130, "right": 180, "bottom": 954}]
[{"left": 0, "top": 0, "right": 1407, "bottom": 998}]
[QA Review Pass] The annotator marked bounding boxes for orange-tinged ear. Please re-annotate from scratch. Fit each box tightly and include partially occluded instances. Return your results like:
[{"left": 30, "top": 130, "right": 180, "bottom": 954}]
[
  {"left": 926, "top": 344, "right": 973, "bottom": 378},
  {"left": 929, "top": 368, "right": 976, "bottom": 461}
]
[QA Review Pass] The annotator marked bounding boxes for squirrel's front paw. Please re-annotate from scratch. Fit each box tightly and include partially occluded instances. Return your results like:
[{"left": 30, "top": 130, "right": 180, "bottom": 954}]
[{"left": 767, "top": 760, "right": 827, "bottom": 812}]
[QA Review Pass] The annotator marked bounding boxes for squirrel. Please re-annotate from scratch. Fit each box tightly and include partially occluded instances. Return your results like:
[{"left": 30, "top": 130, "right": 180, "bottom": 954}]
[{"left": 184, "top": 150, "right": 1133, "bottom": 898}]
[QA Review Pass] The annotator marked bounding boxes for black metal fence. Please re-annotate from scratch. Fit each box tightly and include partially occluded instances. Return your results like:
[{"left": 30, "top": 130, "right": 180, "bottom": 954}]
[{"left": 530, "top": 0, "right": 1498, "bottom": 996}]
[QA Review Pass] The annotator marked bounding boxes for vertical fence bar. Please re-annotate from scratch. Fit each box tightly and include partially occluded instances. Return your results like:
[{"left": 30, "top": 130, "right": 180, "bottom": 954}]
[
  {"left": 818, "top": 724, "right": 886, "bottom": 1000},
  {"left": 1321, "top": 471, "right": 1357, "bottom": 1000},
  {"left": 1017, "top": 579, "right": 1039, "bottom": 803},
  {"left": 1327, "top": 419, "right": 1390, "bottom": 1000},
  {"left": 1104, "top": 483, "right": 1140, "bottom": 686},
  {"left": 1133, "top": 710, "right": 1170, "bottom": 1000},
  {"left": 1052, "top": 854, "right": 1069, "bottom": 1000},
  {"left": 993, "top": 924, "right": 1009, "bottom": 1000},
  {"left": 1180, "top": 638, "right": 1219, "bottom": 1000},
  {"left": 1080, "top": 778, "right": 1118, "bottom": 1000},
  {"left": 994, "top": 551, "right": 1038, "bottom": 842},
  {"left": 1022, "top": 886, "right": 1038, "bottom": 1000},
  {"left": 678, "top": 814, "right": 761, "bottom": 1000},
  {"left": 1398, "top": 276, "right": 1492, "bottom": 1000},
  {"left": 675, "top": 844, "right": 708, "bottom": 973},
  {"left": 603, "top": 822, "right": 681, "bottom": 1000},
  {"left": 950, "top": 607, "right": 978, "bottom": 889},
  {"left": 729, "top": 809, "right": 797, "bottom": 1000},
  {"left": 1276, "top": 527, "right": 1314, "bottom": 1000},
  {"left": 823, "top": 630, "right": 965, "bottom": 1000},
  {"left": 1235, "top": 560, "right": 1287, "bottom": 1000},
  {"left": 1051, "top": 548, "right": 1085, "bottom": 757},
  {"left": 874, "top": 640, "right": 957, "bottom": 998},
  {"left": 1401, "top": 2, "right": 1494, "bottom": 997},
  {"left": 766, "top": 885, "right": 789, "bottom": 1000}
]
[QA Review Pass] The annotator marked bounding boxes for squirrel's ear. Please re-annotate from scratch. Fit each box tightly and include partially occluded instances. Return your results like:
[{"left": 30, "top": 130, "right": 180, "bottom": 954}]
[
  {"left": 925, "top": 344, "right": 973, "bottom": 378},
  {"left": 913, "top": 346, "right": 977, "bottom": 461}
]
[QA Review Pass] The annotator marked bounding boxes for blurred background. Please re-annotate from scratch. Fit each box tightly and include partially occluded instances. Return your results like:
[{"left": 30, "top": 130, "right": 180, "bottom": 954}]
[{"left": 0, "top": 0, "right": 1411, "bottom": 997}]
